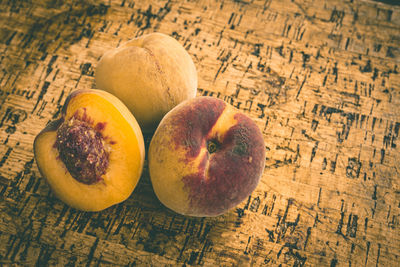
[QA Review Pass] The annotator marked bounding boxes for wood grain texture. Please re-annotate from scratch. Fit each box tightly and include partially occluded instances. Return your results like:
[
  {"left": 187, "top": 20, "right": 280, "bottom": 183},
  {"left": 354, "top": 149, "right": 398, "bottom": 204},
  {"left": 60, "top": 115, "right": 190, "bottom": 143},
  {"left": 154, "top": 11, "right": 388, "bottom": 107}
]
[{"left": 0, "top": 0, "right": 399, "bottom": 266}]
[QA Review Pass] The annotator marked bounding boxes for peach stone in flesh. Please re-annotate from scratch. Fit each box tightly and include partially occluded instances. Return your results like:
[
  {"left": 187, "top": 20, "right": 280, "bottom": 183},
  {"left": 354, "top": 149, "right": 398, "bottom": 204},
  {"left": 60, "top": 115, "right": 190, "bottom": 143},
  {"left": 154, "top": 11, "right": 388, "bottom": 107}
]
[
  {"left": 55, "top": 115, "right": 109, "bottom": 185},
  {"left": 34, "top": 89, "right": 145, "bottom": 212},
  {"left": 149, "top": 96, "right": 266, "bottom": 217}
]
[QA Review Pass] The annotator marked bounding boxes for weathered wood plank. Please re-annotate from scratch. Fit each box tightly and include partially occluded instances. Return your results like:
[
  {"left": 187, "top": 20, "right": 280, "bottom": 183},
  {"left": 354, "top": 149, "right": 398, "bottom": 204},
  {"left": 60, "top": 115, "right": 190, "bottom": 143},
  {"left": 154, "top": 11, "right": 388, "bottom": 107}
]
[{"left": 0, "top": 0, "right": 399, "bottom": 266}]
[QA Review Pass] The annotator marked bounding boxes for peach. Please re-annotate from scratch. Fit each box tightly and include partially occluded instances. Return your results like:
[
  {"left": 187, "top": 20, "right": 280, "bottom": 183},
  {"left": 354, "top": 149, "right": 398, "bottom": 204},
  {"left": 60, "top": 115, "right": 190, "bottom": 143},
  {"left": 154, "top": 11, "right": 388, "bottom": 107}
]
[
  {"left": 148, "top": 96, "right": 266, "bottom": 217},
  {"left": 95, "top": 32, "right": 198, "bottom": 132},
  {"left": 34, "top": 89, "right": 145, "bottom": 211}
]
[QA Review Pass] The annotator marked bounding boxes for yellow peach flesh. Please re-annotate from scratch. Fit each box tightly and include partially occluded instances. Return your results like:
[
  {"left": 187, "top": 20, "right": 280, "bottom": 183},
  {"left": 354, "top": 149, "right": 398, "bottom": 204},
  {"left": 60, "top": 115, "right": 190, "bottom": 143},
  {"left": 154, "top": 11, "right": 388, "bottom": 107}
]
[{"left": 34, "top": 90, "right": 145, "bottom": 211}]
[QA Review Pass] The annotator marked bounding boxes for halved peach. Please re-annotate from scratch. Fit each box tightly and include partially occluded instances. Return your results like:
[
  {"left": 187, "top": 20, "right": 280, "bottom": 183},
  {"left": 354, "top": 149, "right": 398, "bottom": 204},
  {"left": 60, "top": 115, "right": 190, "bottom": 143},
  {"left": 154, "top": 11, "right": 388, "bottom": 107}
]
[{"left": 34, "top": 89, "right": 145, "bottom": 211}]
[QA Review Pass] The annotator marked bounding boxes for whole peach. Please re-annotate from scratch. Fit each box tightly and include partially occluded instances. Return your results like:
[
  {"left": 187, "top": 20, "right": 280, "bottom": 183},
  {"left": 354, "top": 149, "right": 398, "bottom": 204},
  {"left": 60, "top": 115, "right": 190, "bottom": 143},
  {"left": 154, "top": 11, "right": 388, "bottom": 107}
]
[
  {"left": 95, "top": 32, "right": 198, "bottom": 132},
  {"left": 148, "top": 96, "right": 266, "bottom": 217}
]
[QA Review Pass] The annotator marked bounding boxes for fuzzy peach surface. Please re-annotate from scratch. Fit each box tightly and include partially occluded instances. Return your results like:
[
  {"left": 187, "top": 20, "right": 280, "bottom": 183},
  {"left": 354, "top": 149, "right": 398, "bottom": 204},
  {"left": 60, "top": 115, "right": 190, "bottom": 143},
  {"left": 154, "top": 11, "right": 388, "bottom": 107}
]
[
  {"left": 149, "top": 97, "right": 266, "bottom": 217},
  {"left": 34, "top": 89, "right": 145, "bottom": 212},
  {"left": 95, "top": 32, "right": 198, "bottom": 132}
]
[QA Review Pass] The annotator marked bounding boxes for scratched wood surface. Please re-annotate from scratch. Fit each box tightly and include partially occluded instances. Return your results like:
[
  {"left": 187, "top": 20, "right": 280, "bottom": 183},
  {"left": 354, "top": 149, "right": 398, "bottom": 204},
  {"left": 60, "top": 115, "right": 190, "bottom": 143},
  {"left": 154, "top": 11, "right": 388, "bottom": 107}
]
[{"left": 0, "top": 0, "right": 399, "bottom": 266}]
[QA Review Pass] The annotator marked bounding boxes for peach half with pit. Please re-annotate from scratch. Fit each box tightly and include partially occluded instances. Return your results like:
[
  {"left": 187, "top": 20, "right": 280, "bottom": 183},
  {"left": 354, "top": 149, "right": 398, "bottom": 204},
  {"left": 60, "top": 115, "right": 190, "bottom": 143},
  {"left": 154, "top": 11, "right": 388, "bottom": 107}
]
[
  {"left": 34, "top": 89, "right": 145, "bottom": 212},
  {"left": 148, "top": 96, "right": 266, "bottom": 217},
  {"left": 95, "top": 32, "right": 198, "bottom": 133}
]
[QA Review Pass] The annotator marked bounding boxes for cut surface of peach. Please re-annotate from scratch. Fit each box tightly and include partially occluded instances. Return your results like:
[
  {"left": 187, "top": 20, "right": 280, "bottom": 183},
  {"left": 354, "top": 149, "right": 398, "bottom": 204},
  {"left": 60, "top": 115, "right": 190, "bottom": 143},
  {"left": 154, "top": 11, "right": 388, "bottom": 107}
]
[{"left": 34, "top": 89, "right": 145, "bottom": 211}]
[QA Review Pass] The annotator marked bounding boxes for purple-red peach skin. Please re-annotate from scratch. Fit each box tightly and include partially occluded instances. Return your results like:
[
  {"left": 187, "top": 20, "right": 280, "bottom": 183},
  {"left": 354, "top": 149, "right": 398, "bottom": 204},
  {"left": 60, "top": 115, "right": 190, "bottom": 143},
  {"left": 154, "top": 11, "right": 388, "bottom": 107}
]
[{"left": 148, "top": 96, "right": 266, "bottom": 217}]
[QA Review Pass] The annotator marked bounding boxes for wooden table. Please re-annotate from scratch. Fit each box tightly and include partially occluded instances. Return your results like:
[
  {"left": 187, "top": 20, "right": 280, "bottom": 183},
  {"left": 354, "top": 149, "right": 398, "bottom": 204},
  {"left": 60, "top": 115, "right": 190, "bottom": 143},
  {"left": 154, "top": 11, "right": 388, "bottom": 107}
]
[{"left": 1, "top": 0, "right": 399, "bottom": 266}]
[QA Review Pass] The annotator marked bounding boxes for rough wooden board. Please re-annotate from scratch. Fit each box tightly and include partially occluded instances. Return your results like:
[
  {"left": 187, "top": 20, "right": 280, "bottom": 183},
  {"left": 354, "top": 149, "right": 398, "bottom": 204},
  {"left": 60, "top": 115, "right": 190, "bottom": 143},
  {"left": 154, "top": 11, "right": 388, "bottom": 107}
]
[{"left": 0, "top": 0, "right": 399, "bottom": 266}]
